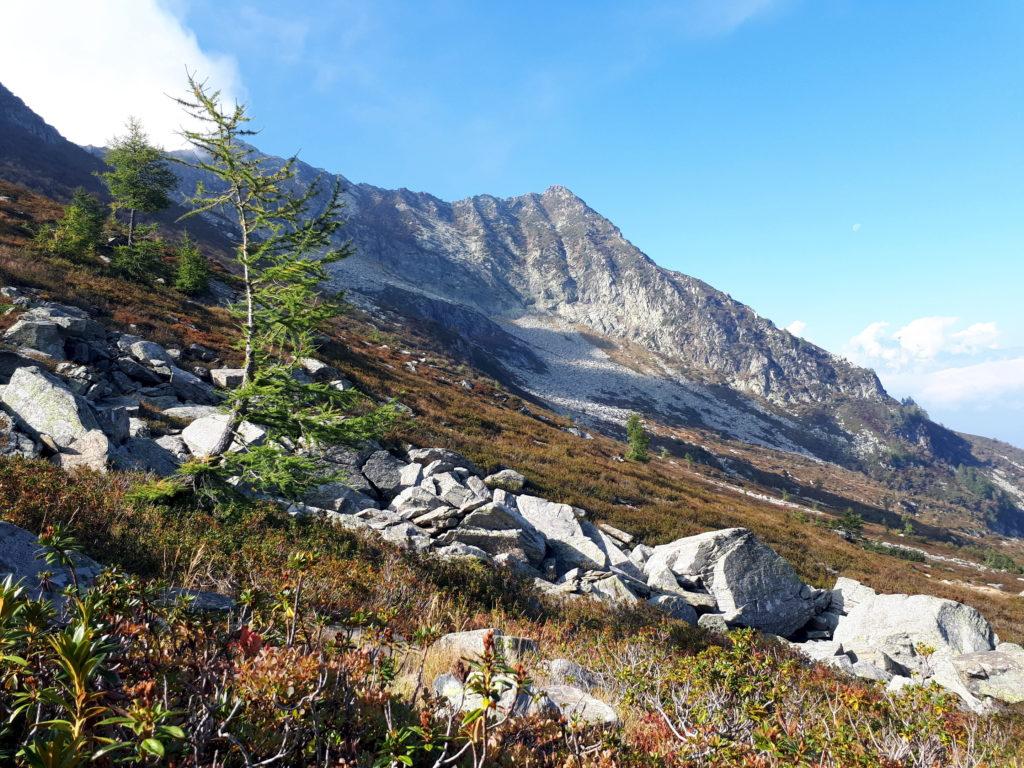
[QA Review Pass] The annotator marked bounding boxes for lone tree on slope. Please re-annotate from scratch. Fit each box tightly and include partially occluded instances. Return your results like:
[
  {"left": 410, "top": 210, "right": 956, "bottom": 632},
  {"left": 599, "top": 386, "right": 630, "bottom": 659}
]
[
  {"left": 173, "top": 73, "right": 393, "bottom": 497},
  {"left": 100, "top": 117, "right": 177, "bottom": 247},
  {"left": 625, "top": 412, "right": 650, "bottom": 462}
]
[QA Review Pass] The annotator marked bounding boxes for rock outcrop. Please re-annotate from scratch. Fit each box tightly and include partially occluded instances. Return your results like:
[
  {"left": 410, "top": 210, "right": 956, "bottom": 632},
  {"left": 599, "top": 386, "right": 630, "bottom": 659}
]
[
  {"left": 643, "top": 528, "right": 819, "bottom": 636},
  {"left": 787, "top": 576, "right": 1019, "bottom": 713},
  {"left": 1, "top": 366, "right": 99, "bottom": 448},
  {"left": 833, "top": 592, "right": 996, "bottom": 673},
  {"left": 0, "top": 520, "right": 101, "bottom": 600},
  {"left": 0, "top": 297, "right": 1014, "bottom": 715}
]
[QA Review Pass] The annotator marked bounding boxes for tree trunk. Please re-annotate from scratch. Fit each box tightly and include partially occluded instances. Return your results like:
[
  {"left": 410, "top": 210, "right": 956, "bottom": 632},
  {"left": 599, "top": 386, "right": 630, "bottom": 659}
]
[
  {"left": 206, "top": 195, "right": 253, "bottom": 461},
  {"left": 242, "top": 258, "right": 255, "bottom": 384}
]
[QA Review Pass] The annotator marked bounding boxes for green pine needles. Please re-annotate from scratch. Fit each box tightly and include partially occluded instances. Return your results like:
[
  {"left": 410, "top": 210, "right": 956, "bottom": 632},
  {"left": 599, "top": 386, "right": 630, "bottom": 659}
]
[
  {"left": 173, "top": 73, "right": 395, "bottom": 498},
  {"left": 173, "top": 234, "right": 209, "bottom": 294},
  {"left": 34, "top": 187, "right": 106, "bottom": 258},
  {"left": 625, "top": 411, "right": 650, "bottom": 462},
  {"left": 100, "top": 118, "right": 176, "bottom": 247}
]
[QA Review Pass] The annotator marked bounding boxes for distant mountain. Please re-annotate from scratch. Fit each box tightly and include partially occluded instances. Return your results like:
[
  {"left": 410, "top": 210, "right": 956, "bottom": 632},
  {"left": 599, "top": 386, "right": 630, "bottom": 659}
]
[
  {"left": 1, "top": 80, "right": 1021, "bottom": 535},
  {"left": 0, "top": 83, "right": 106, "bottom": 200},
  {"left": 0, "top": 82, "right": 231, "bottom": 251},
  {"left": 177, "top": 153, "right": 978, "bottom": 472}
]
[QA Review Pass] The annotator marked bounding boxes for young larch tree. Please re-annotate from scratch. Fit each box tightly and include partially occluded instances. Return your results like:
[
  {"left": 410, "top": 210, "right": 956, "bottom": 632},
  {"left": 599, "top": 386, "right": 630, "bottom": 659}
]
[
  {"left": 100, "top": 118, "right": 177, "bottom": 247},
  {"left": 172, "top": 73, "right": 393, "bottom": 497}
]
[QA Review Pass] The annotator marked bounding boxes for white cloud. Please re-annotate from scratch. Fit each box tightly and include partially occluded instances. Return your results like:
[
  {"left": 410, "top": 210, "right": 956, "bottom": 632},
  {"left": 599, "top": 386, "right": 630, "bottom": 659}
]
[
  {"left": 0, "top": 0, "right": 243, "bottom": 149},
  {"left": 851, "top": 222, "right": 861, "bottom": 233},
  {"left": 892, "top": 316, "right": 959, "bottom": 362},
  {"left": 885, "top": 358, "right": 1024, "bottom": 407},
  {"left": 847, "top": 321, "right": 898, "bottom": 363},
  {"left": 785, "top": 320, "right": 806, "bottom": 337},
  {"left": 846, "top": 317, "right": 1022, "bottom": 444},
  {"left": 950, "top": 322, "right": 999, "bottom": 355},
  {"left": 847, "top": 316, "right": 1001, "bottom": 370}
]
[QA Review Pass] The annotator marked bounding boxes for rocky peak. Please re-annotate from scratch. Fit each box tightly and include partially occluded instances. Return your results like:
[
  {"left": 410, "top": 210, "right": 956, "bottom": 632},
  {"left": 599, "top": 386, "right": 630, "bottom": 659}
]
[
  {"left": 0, "top": 81, "right": 106, "bottom": 199},
  {"left": 0, "top": 83, "right": 63, "bottom": 146}
]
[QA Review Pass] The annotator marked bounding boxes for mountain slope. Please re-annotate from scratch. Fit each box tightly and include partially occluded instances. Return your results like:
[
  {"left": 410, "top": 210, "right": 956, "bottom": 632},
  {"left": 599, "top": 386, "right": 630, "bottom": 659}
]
[
  {"left": 345, "top": 183, "right": 886, "bottom": 406},
  {"left": 1, "top": 80, "right": 1021, "bottom": 536},
  {"left": 218, "top": 156, "right": 984, "bottom": 477},
  {"left": 0, "top": 82, "right": 106, "bottom": 199}
]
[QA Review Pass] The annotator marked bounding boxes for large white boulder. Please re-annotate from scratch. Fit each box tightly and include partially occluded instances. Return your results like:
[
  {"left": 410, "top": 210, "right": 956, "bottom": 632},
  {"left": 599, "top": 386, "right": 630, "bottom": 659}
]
[
  {"left": 541, "top": 685, "right": 619, "bottom": 725},
  {"left": 446, "top": 527, "right": 543, "bottom": 563},
  {"left": 515, "top": 495, "right": 607, "bottom": 571},
  {"left": 460, "top": 502, "right": 546, "bottom": 562},
  {"left": 589, "top": 523, "right": 644, "bottom": 580},
  {"left": 58, "top": 430, "right": 112, "bottom": 472},
  {"left": 4, "top": 320, "right": 64, "bottom": 358},
  {"left": 644, "top": 527, "right": 816, "bottom": 636},
  {"left": 360, "top": 450, "right": 407, "bottom": 499},
  {"left": 24, "top": 305, "right": 105, "bottom": 340},
  {"left": 833, "top": 592, "right": 996, "bottom": 674},
  {"left": 830, "top": 576, "right": 877, "bottom": 614},
  {"left": 112, "top": 437, "right": 181, "bottom": 476},
  {"left": 181, "top": 413, "right": 266, "bottom": 457},
  {"left": 128, "top": 339, "right": 175, "bottom": 366},
  {"left": 388, "top": 486, "right": 448, "bottom": 519},
  {"left": 484, "top": 469, "right": 526, "bottom": 492},
  {"left": 1, "top": 366, "right": 99, "bottom": 448}
]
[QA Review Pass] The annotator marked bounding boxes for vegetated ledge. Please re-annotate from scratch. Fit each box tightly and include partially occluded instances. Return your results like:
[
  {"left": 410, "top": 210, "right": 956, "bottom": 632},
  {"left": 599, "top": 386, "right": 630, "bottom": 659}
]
[
  {"left": 0, "top": 290, "right": 1020, "bottom": 716},
  {"left": 0, "top": 295, "right": 1021, "bottom": 762}
]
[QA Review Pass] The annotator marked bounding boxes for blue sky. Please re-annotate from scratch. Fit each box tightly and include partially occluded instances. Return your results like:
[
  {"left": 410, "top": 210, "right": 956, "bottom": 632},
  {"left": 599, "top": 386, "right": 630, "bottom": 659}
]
[{"left": 3, "top": 1, "right": 1022, "bottom": 446}]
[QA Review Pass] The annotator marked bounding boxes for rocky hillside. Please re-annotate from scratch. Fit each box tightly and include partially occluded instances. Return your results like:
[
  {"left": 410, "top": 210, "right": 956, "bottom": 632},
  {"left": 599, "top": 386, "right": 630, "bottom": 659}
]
[
  {"left": 198, "top": 155, "right": 898, "bottom": 459},
  {"left": 0, "top": 82, "right": 106, "bottom": 200},
  {"left": 2, "top": 79, "right": 1022, "bottom": 539},
  {"left": 0, "top": 167, "right": 1022, "bottom": 763},
  {"left": 0, "top": 289, "right": 1020, "bottom": 716},
  {"left": 173, "top": 150, "right": 1024, "bottom": 536},
  {"left": 170, "top": 138, "right": 1011, "bottom": 484}
]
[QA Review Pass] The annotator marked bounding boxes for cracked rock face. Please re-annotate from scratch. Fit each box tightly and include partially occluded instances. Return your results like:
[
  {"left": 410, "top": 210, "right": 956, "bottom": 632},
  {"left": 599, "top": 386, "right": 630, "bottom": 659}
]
[
  {"left": 645, "top": 527, "right": 816, "bottom": 637},
  {"left": 515, "top": 495, "right": 607, "bottom": 570},
  {"left": 950, "top": 644, "right": 1024, "bottom": 704},
  {"left": 833, "top": 592, "right": 997, "bottom": 670},
  {"left": 1, "top": 366, "right": 99, "bottom": 448},
  {"left": 325, "top": 183, "right": 886, "bottom": 407}
]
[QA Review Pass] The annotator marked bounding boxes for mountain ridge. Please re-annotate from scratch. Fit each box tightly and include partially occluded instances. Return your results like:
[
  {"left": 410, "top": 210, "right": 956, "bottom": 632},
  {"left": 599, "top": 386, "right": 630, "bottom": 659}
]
[{"left": 1, "top": 80, "right": 1022, "bottom": 538}]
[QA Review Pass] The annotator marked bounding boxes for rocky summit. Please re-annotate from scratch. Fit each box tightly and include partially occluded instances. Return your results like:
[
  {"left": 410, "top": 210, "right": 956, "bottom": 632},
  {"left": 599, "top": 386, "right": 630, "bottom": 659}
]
[{"left": 186, "top": 156, "right": 898, "bottom": 460}]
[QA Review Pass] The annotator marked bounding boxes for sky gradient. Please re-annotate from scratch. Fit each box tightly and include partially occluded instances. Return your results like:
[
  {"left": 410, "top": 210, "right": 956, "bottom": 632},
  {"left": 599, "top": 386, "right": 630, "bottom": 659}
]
[{"left": 2, "top": 0, "right": 1022, "bottom": 446}]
